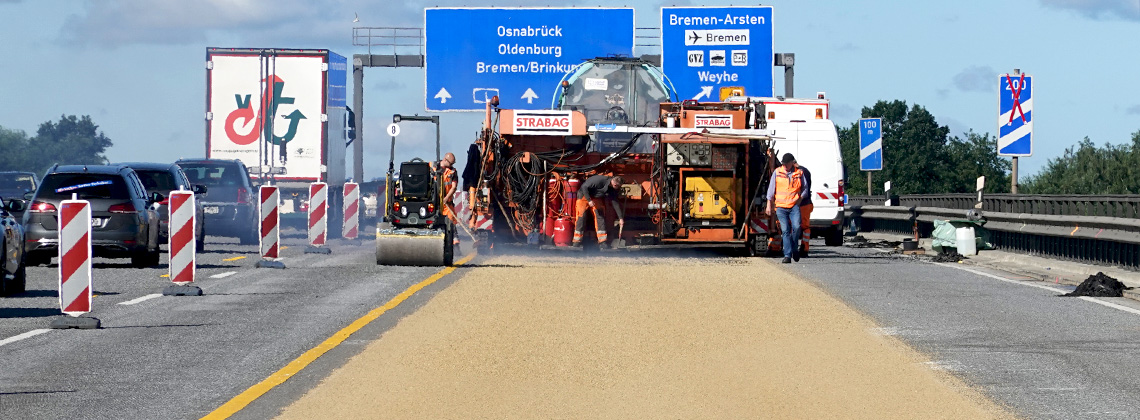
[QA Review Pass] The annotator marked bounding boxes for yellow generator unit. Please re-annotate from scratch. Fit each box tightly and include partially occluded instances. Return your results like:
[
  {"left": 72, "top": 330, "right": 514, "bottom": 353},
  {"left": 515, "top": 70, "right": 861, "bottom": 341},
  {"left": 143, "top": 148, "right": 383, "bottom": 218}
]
[{"left": 684, "top": 176, "right": 738, "bottom": 220}]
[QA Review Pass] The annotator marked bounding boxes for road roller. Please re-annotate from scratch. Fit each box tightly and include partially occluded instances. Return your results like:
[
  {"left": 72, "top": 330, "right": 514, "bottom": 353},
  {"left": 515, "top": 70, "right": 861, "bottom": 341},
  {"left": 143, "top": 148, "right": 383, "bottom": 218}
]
[{"left": 375, "top": 114, "right": 454, "bottom": 266}]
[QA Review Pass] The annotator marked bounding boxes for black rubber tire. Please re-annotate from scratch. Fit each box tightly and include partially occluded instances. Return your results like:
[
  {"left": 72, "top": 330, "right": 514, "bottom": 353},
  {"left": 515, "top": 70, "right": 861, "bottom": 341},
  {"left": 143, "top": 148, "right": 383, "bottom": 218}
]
[
  {"left": 825, "top": 227, "right": 843, "bottom": 246},
  {"left": 26, "top": 252, "right": 51, "bottom": 267},
  {"left": 196, "top": 233, "right": 206, "bottom": 253},
  {"left": 239, "top": 229, "right": 259, "bottom": 246},
  {"left": 8, "top": 260, "right": 26, "bottom": 295},
  {"left": 443, "top": 222, "right": 455, "bottom": 266},
  {"left": 131, "top": 249, "right": 160, "bottom": 268}
]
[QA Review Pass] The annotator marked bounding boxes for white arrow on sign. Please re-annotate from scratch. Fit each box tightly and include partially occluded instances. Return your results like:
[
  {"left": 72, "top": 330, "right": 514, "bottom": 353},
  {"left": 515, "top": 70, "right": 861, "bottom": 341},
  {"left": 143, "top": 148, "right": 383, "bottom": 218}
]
[
  {"left": 521, "top": 88, "right": 539, "bottom": 104},
  {"left": 692, "top": 86, "right": 713, "bottom": 100},
  {"left": 434, "top": 88, "right": 451, "bottom": 104},
  {"left": 386, "top": 123, "right": 400, "bottom": 137}
]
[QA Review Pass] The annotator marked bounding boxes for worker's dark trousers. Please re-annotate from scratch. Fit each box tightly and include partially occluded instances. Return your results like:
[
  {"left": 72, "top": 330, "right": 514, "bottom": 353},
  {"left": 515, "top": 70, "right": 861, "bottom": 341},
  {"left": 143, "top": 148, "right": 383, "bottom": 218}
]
[
  {"left": 573, "top": 197, "right": 608, "bottom": 244},
  {"left": 775, "top": 205, "right": 801, "bottom": 259}
]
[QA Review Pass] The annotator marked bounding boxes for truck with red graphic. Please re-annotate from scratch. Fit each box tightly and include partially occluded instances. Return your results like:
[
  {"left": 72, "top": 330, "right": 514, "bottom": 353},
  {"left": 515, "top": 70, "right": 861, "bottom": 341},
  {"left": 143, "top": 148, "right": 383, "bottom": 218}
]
[{"left": 205, "top": 48, "right": 349, "bottom": 232}]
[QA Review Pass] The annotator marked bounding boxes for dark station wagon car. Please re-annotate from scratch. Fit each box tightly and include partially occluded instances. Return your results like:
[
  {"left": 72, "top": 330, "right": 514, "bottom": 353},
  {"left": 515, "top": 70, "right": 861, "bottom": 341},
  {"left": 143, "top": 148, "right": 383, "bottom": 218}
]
[
  {"left": 23, "top": 165, "right": 163, "bottom": 267},
  {"left": 176, "top": 159, "right": 259, "bottom": 244}
]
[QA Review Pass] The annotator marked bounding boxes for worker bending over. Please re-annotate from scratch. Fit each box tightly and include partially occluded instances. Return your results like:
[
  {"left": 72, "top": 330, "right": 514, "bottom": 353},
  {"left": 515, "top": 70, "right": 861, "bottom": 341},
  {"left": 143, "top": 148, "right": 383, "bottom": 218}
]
[
  {"left": 573, "top": 174, "right": 625, "bottom": 249},
  {"left": 765, "top": 153, "right": 806, "bottom": 263}
]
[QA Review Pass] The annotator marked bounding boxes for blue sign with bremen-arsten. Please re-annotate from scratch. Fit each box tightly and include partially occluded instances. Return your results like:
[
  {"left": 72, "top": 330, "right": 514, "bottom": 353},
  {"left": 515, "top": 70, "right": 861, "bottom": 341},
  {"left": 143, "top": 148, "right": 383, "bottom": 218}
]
[
  {"left": 997, "top": 73, "right": 1032, "bottom": 156},
  {"left": 661, "top": 6, "right": 774, "bottom": 101},
  {"left": 425, "top": 8, "right": 634, "bottom": 112},
  {"left": 859, "top": 118, "right": 882, "bottom": 171}
]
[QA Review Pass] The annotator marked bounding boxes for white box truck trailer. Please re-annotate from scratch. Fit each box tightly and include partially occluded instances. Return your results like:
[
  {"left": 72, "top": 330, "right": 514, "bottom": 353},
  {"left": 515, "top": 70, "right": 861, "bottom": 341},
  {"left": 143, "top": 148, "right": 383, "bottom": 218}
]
[{"left": 205, "top": 48, "right": 349, "bottom": 233}]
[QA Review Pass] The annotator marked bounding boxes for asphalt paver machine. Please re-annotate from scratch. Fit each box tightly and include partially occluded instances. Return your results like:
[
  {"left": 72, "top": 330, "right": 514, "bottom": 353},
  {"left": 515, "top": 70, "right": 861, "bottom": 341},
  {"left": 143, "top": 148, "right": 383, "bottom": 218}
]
[{"left": 375, "top": 114, "right": 454, "bottom": 266}]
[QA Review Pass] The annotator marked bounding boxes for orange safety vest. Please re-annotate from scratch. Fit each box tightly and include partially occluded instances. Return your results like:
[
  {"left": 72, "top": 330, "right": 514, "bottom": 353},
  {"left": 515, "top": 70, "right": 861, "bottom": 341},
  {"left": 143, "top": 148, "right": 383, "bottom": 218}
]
[
  {"left": 773, "top": 166, "right": 804, "bottom": 209},
  {"left": 442, "top": 167, "right": 458, "bottom": 197}
]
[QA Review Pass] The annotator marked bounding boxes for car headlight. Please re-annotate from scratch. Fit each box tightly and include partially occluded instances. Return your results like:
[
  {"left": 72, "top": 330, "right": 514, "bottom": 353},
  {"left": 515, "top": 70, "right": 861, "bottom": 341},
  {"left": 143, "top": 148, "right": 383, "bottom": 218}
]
[{"left": 418, "top": 207, "right": 427, "bottom": 217}]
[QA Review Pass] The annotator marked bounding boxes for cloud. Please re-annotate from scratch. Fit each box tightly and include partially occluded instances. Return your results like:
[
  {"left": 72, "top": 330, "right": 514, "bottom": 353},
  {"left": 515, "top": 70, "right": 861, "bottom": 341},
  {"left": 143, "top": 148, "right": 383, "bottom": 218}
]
[
  {"left": 1040, "top": 0, "right": 1140, "bottom": 21},
  {"left": 59, "top": 0, "right": 646, "bottom": 48},
  {"left": 952, "top": 65, "right": 997, "bottom": 93},
  {"left": 1126, "top": 104, "right": 1140, "bottom": 115}
]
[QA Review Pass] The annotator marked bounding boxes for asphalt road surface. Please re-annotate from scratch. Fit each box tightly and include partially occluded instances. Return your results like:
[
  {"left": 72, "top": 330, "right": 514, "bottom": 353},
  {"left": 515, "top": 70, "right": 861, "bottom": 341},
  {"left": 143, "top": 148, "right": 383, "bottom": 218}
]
[{"left": 5, "top": 236, "right": 1140, "bottom": 419}]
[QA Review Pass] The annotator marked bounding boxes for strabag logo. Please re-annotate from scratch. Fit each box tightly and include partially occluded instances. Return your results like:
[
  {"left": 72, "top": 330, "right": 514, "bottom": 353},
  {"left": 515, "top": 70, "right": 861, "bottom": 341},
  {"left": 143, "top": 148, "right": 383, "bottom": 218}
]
[
  {"left": 513, "top": 111, "right": 573, "bottom": 135},
  {"left": 693, "top": 114, "right": 733, "bottom": 129}
]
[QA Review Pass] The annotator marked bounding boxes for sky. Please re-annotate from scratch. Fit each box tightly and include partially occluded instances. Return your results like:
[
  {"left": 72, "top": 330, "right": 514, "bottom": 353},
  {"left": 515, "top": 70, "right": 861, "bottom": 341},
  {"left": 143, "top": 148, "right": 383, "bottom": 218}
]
[{"left": 1, "top": 0, "right": 1138, "bottom": 185}]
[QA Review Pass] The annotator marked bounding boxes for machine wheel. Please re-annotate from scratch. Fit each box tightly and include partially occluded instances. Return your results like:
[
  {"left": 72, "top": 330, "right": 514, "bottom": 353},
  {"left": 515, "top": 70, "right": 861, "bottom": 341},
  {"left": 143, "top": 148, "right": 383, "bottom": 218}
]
[
  {"left": 443, "top": 221, "right": 455, "bottom": 266},
  {"left": 825, "top": 226, "right": 843, "bottom": 246}
]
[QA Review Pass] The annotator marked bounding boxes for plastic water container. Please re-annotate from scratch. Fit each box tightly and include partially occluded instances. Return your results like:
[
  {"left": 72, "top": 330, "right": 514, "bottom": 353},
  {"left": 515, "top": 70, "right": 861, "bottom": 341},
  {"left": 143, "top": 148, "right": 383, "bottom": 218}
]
[{"left": 955, "top": 226, "right": 977, "bottom": 255}]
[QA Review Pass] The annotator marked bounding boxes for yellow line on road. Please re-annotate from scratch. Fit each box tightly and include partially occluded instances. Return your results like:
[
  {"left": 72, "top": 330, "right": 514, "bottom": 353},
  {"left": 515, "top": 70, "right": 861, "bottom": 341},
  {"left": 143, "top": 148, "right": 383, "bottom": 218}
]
[
  {"left": 160, "top": 274, "right": 170, "bottom": 278},
  {"left": 280, "top": 246, "right": 289, "bottom": 250},
  {"left": 201, "top": 253, "right": 476, "bottom": 420},
  {"left": 222, "top": 256, "right": 246, "bottom": 262}
]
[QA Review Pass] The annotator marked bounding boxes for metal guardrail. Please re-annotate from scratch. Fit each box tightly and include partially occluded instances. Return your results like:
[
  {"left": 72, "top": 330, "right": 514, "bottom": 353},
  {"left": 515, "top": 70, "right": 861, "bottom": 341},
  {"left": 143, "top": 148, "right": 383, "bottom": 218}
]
[
  {"left": 848, "top": 204, "right": 1140, "bottom": 268},
  {"left": 849, "top": 194, "right": 1140, "bottom": 219}
]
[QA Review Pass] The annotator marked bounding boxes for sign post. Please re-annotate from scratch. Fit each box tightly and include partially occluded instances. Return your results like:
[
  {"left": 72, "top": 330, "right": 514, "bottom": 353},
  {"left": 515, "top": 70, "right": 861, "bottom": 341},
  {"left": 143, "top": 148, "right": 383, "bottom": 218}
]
[
  {"left": 661, "top": 6, "right": 774, "bottom": 100},
  {"left": 998, "top": 69, "right": 1032, "bottom": 194},
  {"left": 859, "top": 118, "right": 883, "bottom": 196},
  {"left": 425, "top": 8, "right": 634, "bottom": 112}
]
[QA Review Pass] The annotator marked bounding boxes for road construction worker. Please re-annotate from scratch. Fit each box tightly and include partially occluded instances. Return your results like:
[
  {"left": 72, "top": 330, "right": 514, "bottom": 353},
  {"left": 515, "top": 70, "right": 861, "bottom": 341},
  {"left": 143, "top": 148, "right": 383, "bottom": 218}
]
[
  {"left": 798, "top": 163, "right": 813, "bottom": 256},
  {"left": 765, "top": 153, "right": 806, "bottom": 263},
  {"left": 573, "top": 174, "right": 625, "bottom": 248},
  {"left": 439, "top": 153, "right": 460, "bottom": 245}
]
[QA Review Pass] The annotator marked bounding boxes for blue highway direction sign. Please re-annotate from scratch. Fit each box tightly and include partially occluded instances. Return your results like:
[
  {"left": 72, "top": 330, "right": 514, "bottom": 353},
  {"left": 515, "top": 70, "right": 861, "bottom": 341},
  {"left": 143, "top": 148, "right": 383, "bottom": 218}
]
[
  {"left": 998, "top": 73, "right": 1032, "bottom": 156},
  {"left": 661, "top": 6, "right": 774, "bottom": 100},
  {"left": 859, "top": 118, "right": 882, "bottom": 171},
  {"left": 425, "top": 8, "right": 634, "bottom": 112}
]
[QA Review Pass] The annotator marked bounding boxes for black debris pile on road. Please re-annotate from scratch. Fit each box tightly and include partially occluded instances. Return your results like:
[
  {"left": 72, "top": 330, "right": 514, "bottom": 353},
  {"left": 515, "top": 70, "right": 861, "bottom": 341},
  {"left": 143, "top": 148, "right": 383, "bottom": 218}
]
[
  {"left": 931, "top": 250, "right": 966, "bottom": 263},
  {"left": 844, "top": 236, "right": 902, "bottom": 249},
  {"left": 1062, "top": 272, "right": 1131, "bottom": 297}
]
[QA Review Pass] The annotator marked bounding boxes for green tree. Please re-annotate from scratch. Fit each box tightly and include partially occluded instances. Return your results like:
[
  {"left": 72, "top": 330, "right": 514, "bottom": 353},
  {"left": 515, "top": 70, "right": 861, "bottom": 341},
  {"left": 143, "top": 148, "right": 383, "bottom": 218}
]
[
  {"left": 0, "top": 126, "right": 32, "bottom": 172},
  {"left": 1021, "top": 131, "right": 1140, "bottom": 194},
  {"left": 944, "top": 130, "right": 1011, "bottom": 194},
  {"left": 26, "top": 115, "right": 114, "bottom": 174},
  {"left": 839, "top": 100, "right": 952, "bottom": 195}
]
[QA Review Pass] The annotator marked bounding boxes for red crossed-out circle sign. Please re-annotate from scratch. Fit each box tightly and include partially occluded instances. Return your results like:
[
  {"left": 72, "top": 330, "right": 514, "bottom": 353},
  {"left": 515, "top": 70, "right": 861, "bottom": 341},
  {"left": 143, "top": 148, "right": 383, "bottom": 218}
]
[{"left": 1005, "top": 73, "right": 1027, "bottom": 124}]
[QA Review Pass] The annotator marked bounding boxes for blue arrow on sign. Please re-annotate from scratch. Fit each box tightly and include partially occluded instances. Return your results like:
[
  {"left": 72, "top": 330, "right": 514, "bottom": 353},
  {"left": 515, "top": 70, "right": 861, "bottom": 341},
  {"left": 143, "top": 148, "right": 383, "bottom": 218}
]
[
  {"left": 425, "top": 8, "right": 634, "bottom": 112},
  {"left": 997, "top": 73, "right": 1032, "bottom": 156},
  {"left": 859, "top": 118, "right": 882, "bottom": 171}
]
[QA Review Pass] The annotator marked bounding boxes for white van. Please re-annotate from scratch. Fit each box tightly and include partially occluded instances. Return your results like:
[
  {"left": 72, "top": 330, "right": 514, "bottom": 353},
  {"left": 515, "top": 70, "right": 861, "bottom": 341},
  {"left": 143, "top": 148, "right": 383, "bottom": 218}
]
[{"left": 730, "top": 96, "right": 846, "bottom": 246}]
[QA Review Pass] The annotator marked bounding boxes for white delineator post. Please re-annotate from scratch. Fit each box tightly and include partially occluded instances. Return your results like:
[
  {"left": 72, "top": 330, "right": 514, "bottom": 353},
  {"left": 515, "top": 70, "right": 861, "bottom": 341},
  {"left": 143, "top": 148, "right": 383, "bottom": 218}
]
[
  {"left": 305, "top": 182, "right": 331, "bottom": 254},
  {"left": 342, "top": 182, "right": 360, "bottom": 240},
  {"left": 51, "top": 198, "right": 100, "bottom": 329},
  {"left": 256, "top": 186, "right": 285, "bottom": 268},
  {"left": 163, "top": 190, "right": 202, "bottom": 296}
]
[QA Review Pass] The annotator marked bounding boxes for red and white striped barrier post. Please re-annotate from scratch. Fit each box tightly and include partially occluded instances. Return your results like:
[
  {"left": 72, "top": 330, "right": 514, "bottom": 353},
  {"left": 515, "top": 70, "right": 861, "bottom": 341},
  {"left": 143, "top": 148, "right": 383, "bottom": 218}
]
[
  {"left": 51, "top": 197, "right": 100, "bottom": 329},
  {"left": 305, "top": 182, "right": 331, "bottom": 254},
  {"left": 164, "top": 189, "right": 202, "bottom": 295},
  {"left": 342, "top": 182, "right": 360, "bottom": 241},
  {"left": 256, "top": 186, "right": 285, "bottom": 269}
]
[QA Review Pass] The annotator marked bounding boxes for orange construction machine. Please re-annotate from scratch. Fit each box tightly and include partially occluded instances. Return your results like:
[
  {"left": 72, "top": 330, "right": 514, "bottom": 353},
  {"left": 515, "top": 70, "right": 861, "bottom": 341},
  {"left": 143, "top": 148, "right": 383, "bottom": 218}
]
[{"left": 464, "top": 57, "right": 784, "bottom": 255}]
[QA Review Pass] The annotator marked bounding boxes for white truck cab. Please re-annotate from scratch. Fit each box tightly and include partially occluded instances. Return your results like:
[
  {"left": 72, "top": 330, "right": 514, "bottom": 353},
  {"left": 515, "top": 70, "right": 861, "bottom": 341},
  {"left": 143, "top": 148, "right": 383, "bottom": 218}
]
[{"left": 728, "top": 94, "right": 846, "bottom": 246}]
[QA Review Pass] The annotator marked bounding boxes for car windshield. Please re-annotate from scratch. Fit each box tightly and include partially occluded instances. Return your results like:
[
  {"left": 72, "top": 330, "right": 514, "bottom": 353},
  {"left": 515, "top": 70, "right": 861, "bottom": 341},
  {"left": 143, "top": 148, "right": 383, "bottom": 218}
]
[
  {"left": 0, "top": 173, "right": 35, "bottom": 193},
  {"left": 178, "top": 163, "right": 245, "bottom": 187},
  {"left": 135, "top": 169, "right": 179, "bottom": 193},
  {"left": 38, "top": 174, "right": 130, "bottom": 200}
]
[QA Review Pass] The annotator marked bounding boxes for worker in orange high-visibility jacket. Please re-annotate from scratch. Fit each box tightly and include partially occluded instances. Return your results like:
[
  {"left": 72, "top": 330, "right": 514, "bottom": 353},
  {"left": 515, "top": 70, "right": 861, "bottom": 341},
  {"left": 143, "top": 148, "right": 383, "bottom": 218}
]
[
  {"left": 798, "top": 162, "right": 813, "bottom": 256},
  {"left": 573, "top": 174, "right": 625, "bottom": 249},
  {"left": 438, "top": 152, "right": 460, "bottom": 245},
  {"left": 765, "top": 153, "right": 806, "bottom": 263}
]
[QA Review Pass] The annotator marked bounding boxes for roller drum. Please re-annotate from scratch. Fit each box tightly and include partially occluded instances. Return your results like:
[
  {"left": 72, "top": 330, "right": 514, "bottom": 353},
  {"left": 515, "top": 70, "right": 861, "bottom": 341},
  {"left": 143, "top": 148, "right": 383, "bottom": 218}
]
[{"left": 375, "top": 227, "right": 448, "bottom": 266}]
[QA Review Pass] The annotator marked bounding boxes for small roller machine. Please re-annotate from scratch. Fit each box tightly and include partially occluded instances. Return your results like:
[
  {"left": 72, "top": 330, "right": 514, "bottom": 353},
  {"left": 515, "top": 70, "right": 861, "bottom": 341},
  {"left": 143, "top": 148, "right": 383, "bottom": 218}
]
[{"left": 376, "top": 115, "right": 454, "bottom": 266}]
